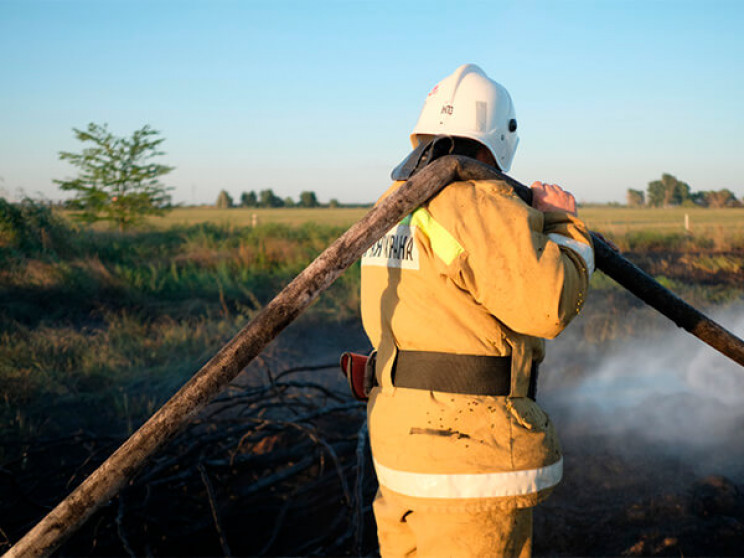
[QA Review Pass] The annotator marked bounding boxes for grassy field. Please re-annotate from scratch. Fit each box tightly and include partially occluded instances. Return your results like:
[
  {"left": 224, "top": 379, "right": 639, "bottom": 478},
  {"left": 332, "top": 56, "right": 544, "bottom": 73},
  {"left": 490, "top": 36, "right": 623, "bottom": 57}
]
[
  {"left": 134, "top": 205, "right": 744, "bottom": 236},
  {"left": 3, "top": 201, "right": 743, "bottom": 444},
  {"left": 1, "top": 205, "right": 363, "bottom": 443},
  {"left": 580, "top": 206, "right": 744, "bottom": 236},
  {"left": 4, "top": 202, "right": 744, "bottom": 437},
  {"left": 143, "top": 206, "right": 370, "bottom": 229},
  {"left": 145, "top": 205, "right": 744, "bottom": 255}
]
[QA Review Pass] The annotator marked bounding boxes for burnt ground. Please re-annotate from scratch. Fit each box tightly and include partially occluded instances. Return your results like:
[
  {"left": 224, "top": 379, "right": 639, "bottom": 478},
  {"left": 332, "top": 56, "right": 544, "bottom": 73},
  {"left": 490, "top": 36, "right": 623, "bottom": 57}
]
[
  {"left": 2, "top": 302, "right": 744, "bottom": 557},
  {"left": 623, "top": 251, "right": 744, "bottom": 287},
  {"left": 535, "top": 434, "right": 744, "bottom": 556}
]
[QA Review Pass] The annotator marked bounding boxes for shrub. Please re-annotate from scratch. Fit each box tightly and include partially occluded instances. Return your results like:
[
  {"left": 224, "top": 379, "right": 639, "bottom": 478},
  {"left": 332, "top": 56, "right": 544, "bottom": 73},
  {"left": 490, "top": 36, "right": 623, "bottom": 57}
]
[{"left": 0, "top": 198, "right": 70, "bottom": 258}]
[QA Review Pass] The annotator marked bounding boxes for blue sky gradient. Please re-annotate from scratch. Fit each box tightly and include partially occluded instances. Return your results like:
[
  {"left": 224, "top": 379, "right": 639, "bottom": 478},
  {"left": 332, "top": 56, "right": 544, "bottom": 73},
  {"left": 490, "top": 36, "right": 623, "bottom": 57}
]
[{"left": 1, "top": 0, "right": 743, "bottom": 204}]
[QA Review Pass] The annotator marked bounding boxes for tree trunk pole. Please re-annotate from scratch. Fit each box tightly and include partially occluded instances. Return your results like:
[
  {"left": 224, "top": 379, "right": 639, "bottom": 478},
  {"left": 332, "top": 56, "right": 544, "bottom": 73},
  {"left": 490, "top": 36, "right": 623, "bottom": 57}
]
[{"left": 5, "top": 156, "right": 744, "bottom": 558}]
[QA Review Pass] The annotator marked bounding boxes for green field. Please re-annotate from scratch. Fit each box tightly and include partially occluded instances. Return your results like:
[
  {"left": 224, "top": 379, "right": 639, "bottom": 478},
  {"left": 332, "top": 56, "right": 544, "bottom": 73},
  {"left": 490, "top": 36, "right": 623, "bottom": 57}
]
[
  {"left": 135, "top": 205, "right": 744, "bottom": 257},
  {"left": 134, "top": 205, "right": 744, "bottom": 238},
  {"left": 144, "top": 205, "right": 744, "bottom": 232},
  {"left": 4, "top": 201, "right": 744, "bottom": 446},
  {"left": 144, "top": 206, "right": 370, "bottom": 229},
  {"left": 580, "top": 206, "right": 744, "bottom": 236}
]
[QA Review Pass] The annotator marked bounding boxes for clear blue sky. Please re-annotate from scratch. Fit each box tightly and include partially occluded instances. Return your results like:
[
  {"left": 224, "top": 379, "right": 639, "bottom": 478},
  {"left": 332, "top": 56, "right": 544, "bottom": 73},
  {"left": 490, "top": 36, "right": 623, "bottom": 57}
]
[{"left": 1, "top": 0, "right": 743, "bottom": 205}]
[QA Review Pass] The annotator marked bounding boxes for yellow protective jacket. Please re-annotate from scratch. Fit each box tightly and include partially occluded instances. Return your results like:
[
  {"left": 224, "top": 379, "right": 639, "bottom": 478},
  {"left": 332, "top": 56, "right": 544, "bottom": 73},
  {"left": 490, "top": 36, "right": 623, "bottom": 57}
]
[{"left": 361, "top": 177, "right": 593, "bottom": 512}]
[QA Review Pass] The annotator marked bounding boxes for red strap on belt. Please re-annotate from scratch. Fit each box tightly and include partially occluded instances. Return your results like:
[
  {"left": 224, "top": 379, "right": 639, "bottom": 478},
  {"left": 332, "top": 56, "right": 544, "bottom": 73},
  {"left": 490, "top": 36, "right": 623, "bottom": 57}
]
[{"left": 339, "top": 352, "right": 370, "bottom": 401}]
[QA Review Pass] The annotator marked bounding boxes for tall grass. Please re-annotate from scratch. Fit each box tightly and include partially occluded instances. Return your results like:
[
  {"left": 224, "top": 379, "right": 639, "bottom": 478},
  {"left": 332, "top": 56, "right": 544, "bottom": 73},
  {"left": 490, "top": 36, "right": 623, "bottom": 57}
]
[
  {"left": 599, "top": 229, "right": 744, "bottom": 253},
  {"left": 2, "top": 200, "right": 743, "bottom": 445},
  {"left": 0, "top": 313, "right": 237, "bottom": 443},
  {"left": 580, "top": 206, "right": 744, "bottom": 235},
  {"left": 2, "top": 219, "right": 361, "bottom": 324},
  {"left": 68, "top": 206, "right": 371, "bottom": 230},
  {"left": 1, "top": 202, "right": 361, "bottom": 444}
]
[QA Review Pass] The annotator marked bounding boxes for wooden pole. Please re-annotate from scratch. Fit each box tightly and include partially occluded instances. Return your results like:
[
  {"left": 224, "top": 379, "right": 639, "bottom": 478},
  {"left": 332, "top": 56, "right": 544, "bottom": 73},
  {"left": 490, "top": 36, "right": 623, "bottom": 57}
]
[{"left": 6, "top": 155, "right": 744, "bottom": 557}]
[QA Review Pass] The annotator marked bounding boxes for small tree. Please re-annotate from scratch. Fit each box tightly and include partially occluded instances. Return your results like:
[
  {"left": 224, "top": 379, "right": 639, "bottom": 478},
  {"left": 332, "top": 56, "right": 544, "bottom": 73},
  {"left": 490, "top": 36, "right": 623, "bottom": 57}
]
[
  {"left": 259, "top": 189, "right": 284, "bottom": 208},
  {"left": 702, "top": 189, "right": 738, "bottom": 208},
  {"left": 647, "top": 173, "right": 690, "bottom": 207},
  {"left": 647, "top": 180, "right": 665, "bottom": 207},
  {"left": 688, "top": 191, "right": 707, "bottom": 207},
  {"left": 626, "top": 189, "right": 645, "bottom": 207},
  {"left": 55, "top": 123, "right": 173, "bottom": 231},
  {"left": 299, "top": 190, "right": 320, "bottom": 208},
  {"left": 216, "top": 190, "right": 234, "bottom": 209},
  {"left": 329, "top": 198, "right": 340, "bottom": 208},
  {"left": 0, "top": 197, "right": 69, "bottom": 254},
  {"left": 240, "top": 191, "right": 257, "bottom": 207}
]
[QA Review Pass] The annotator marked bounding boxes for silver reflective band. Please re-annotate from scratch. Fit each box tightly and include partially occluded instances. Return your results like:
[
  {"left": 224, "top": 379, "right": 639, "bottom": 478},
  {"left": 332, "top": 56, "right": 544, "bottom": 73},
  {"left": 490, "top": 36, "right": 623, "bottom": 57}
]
[
  {"left": 547, "top": 234, "right": 595, "bottom": 278},
  {"left": 373, "top": 457, "right": 563, "bottom": 499}
]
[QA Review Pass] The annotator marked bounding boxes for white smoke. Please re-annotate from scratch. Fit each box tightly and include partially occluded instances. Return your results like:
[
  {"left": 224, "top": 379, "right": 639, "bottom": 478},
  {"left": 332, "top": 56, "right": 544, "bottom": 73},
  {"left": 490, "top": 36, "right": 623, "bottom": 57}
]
[{"left": 543, "top": 305, "right": 744, "bottom": 479}]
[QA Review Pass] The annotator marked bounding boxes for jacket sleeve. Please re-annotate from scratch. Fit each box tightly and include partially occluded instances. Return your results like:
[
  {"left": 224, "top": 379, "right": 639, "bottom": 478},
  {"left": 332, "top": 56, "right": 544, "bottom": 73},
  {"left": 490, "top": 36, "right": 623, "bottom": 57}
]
[{"left": 434, "top": 180, "right": 592, "bottom": 339}]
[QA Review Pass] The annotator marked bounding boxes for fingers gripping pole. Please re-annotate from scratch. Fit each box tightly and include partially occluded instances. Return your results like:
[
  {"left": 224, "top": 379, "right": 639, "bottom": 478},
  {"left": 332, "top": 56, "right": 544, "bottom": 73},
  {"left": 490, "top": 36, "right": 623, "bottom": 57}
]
[{"left": 7, "top": 156, "right": 744, "bottom": 558}]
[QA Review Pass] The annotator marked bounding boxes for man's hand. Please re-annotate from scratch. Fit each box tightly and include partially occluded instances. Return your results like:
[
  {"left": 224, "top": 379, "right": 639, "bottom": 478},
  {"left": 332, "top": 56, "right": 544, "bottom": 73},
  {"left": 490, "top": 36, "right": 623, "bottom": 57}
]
[{"left": 531, "top": 182, "right": 577, "bottom": 216}]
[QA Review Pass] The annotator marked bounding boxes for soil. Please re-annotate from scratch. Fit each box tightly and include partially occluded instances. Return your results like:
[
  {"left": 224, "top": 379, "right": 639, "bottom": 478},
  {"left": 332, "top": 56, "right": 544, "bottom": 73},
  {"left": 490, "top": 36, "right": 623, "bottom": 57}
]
[
  {"left": 624, "top": 251, "right": 744, "bottom": 286},
  {"left": 535, "top": 434, "right": 744, "bottom": 556},
  {"left": 2, "top": 309, "right": 744, "bottom": 557}
]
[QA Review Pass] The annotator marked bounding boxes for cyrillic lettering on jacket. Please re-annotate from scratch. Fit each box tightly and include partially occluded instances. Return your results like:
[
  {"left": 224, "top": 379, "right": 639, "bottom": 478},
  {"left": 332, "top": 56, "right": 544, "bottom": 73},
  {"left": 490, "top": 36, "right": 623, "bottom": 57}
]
[{"left": 362, "top": 222, "right": 419, "bottom": 270}]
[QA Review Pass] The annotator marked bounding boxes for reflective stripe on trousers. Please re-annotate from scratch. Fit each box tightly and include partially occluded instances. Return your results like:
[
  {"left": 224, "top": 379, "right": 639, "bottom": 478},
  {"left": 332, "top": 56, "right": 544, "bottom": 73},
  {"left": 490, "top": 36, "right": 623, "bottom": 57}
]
[{"left": 373, "top": 457, "right": 563, "bottom": 499}]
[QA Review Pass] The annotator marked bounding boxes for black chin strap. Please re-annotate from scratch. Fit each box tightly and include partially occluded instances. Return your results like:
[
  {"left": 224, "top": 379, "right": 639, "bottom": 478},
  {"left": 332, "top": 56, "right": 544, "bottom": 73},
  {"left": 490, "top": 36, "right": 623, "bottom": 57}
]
[
  {"left": 391, "top": 136, "right": 496, "bottom": 180},
  {"left": 390, "top": 136, "right": 457, "bottom": 181}
]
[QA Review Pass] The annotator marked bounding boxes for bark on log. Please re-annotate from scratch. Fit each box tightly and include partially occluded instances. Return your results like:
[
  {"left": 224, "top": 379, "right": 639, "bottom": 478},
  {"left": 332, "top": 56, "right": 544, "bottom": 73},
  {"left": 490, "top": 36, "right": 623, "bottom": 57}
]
[{"left": 6, "top": 155, "right": 744, "bottom": 558}]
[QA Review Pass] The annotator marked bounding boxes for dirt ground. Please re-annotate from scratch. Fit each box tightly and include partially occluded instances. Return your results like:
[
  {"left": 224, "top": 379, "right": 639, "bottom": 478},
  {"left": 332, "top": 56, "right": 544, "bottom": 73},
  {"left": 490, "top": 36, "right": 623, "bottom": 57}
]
[{"left": 2, "top": 308, "right": 744, "bottom": 557}]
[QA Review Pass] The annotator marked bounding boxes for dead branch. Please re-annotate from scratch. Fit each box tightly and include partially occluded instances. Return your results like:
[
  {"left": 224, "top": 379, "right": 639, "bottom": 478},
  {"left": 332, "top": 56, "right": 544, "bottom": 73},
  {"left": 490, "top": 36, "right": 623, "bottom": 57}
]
[
  {"left": 115, "top": 494, "right": 135, "bottom": 558},
  {"left": 353, "top": 420, "right": 369, "bottom": 556},
  {"left": 197, "top": 464, "right": 232, "bottom": 557},
  {"left": 1, "top": 368, "right": 374, "bottom": 556}
]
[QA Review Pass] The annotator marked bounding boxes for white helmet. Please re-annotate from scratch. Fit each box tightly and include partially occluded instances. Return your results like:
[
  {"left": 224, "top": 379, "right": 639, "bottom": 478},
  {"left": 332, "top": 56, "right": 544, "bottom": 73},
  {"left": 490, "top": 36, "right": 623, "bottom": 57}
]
[{"left": 410, "top": 64, "right": 519, "bottom": 172}]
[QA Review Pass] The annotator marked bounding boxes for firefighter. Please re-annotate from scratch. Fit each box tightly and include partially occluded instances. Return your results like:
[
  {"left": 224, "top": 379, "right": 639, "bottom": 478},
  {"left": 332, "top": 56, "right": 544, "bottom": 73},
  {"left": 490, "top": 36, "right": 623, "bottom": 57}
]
[{"left": 360, "top": 64, "right": 593, "bottom": 557}]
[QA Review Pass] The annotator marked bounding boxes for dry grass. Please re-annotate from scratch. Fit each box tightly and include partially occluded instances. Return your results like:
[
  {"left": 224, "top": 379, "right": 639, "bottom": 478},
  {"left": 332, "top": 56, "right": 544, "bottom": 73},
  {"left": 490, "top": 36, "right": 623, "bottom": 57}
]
[
  {"left": 4, "top": 203, "right": 743, "bottom": 444},
  {"left": 59, "top": 204, "right": 744, "bottom": 239},
  {"left": 146, "top": 207, "right": 369, "bottom": 229},
  {"left": 580, "top": 206, "right": 744, "bottom": 237},
  {"left": 156, "top": 206, "right": 744, "bottom": 247}
]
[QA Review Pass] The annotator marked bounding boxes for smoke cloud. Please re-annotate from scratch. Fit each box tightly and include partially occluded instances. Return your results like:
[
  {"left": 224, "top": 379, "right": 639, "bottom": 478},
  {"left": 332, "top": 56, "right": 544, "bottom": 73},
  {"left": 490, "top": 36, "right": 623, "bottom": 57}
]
[{"left": 542, "top": 305, "right": 744, "bottom": 480}]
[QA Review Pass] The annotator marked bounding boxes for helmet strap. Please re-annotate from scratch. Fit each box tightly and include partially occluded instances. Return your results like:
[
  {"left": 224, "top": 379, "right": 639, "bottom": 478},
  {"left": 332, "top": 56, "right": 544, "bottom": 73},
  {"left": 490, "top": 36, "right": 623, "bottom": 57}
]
[{"left": 391, "top": 135, "right": 495, "bottom": 180}]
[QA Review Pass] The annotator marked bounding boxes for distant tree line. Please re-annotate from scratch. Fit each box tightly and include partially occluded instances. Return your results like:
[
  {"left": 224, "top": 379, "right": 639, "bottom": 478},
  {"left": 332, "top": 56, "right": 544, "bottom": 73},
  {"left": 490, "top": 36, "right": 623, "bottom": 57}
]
[
  {"left": 215, "top": 189, "right": 344, "bottom": 209},
  {"left": 628, "top": 174, "right": 741, "bottom": 208}
]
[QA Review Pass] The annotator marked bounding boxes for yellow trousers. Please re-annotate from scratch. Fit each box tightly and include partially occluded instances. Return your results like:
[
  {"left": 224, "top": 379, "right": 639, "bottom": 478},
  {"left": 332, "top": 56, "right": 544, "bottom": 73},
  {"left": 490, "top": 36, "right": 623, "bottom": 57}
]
[{"left": 373, "top": 487, "right": 533, "bottom": 558}]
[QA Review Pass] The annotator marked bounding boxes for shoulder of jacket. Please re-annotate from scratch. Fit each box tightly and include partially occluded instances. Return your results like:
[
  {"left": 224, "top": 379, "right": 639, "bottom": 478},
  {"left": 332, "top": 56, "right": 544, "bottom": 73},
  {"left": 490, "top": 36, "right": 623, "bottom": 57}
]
[
  {"left": 431, "top": 179, "right": 521, "bottom": 205},
  {"left": 377, "top": 179, "right": 520, "bottom": 211},
  {"left": 468, "top": 179, "right": 516, "bottom": 197}
]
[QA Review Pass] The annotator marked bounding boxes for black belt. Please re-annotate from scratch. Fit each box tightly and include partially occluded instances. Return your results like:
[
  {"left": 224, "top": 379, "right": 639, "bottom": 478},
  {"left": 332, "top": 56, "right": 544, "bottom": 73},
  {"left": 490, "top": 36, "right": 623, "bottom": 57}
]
[{"left": 392, "top": 350, "right": 538, "bottom": 400}]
